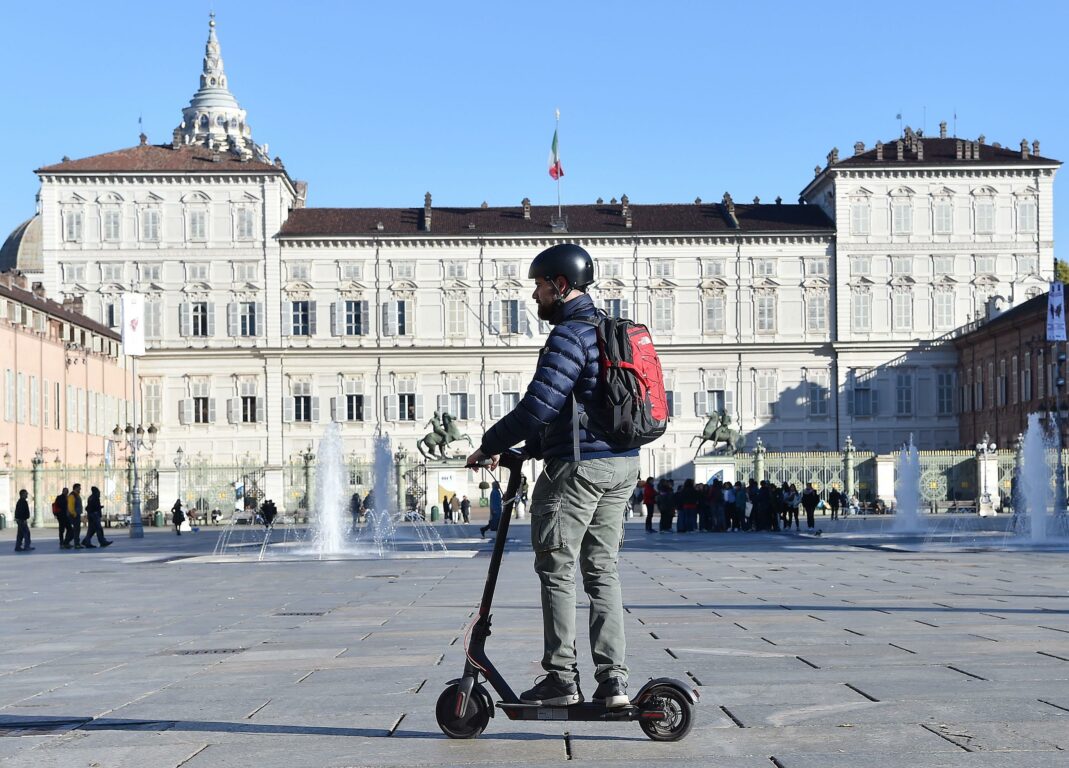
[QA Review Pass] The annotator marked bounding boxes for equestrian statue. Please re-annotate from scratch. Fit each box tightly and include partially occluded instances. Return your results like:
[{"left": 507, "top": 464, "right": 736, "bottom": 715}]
[
  {"left": 417, "top": 410, "right": 474, "bottom": 461},
  {"left": 690, "top": 410, "right": 746, "bottom": 456}
]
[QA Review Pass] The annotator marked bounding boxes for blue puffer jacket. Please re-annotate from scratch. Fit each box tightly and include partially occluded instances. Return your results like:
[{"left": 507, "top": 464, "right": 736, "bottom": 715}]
[{"left": 479, "top": 293, "right": 639, "bottom": 461}]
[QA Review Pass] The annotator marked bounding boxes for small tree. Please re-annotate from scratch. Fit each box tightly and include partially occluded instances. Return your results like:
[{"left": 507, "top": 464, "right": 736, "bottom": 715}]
[{"left": 1057, "top": 259, "right": 1069, "bottom": 284}]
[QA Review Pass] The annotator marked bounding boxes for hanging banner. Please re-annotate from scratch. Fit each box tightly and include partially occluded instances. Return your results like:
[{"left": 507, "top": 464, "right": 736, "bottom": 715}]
[
  {"left": 121, "top": 293, "right": 146, "bottom": 356},
  {"left": 1047, "top": 282, "right": 1066, "bottom": 341}
]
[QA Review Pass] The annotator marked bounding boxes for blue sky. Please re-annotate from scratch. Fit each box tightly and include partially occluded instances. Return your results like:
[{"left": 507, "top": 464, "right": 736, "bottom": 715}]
[{"left": 1, "top": 0, "right": 1066, "bottom": 243}]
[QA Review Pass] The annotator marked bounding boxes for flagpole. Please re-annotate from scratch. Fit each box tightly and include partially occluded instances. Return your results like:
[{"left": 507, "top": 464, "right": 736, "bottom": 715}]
[{"left": 555, "top": 108, "right": 561, "bottom": 221}]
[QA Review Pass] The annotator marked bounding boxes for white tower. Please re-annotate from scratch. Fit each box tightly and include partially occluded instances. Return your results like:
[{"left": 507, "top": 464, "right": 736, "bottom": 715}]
[{"left": 173, "top": 13, "right": 268, "bottom": 161}]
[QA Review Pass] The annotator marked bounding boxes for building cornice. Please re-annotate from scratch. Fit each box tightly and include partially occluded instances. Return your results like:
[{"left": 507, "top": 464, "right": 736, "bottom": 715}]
[{"left": 277, "top": 232, "right": 835, "bottom": 249}]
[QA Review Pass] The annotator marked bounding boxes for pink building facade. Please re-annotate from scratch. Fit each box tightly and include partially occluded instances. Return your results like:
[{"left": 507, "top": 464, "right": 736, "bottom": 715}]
[{"left": 0, "top": 271, "right": 128, "bottom": 470}]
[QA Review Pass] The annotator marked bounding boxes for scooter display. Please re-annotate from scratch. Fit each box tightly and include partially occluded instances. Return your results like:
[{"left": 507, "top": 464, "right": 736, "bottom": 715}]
[{"left": 436, "top": 449, "right": 698, "bottom": 741}]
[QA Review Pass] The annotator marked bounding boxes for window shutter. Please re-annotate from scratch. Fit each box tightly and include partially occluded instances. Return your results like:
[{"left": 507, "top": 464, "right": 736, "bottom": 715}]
[
  {"left": 488, "top": 301, "right": 501, "bottom": 334},
  {"left": 255, "top": 396, "right": 264, "bottom": 423},
  {"left": 362, "top": 393, "right": 374, "bottom": 422},
  {"left": 179, "top": 302, "right": 191, "bottom": 337},
  {"left": 179, "top": 398, "right": 192, "bottom": 425},
  {"left": 670, "top": 391, "right": 682, "bottom": 418},
  {"left": 227, "top": 397, "right": 240, "bottom": 424},
  {"left": 466, "top": 393, "right": 478, "bottom": 420},
  {"left": 403, "top": 300, "right": 414, "bottom": 335},
  {"left": 310, "top": 397, "right": 320, "bottom": 423},
  {"left": 227, "top": 302, "right": 238, "bottom": 336},
  {"left": 330, "top": 302, "right": 339, "bottom": 336},
  {"left": 695, "top": 390, "right": 709, "bottom": 417},
  {"left": 437, "top": 394, "right": 449, "bottom": 414},
  {"left": 207, "top": 398, "right": 217, "bottom": 423},
  {"left": 359, "top": 300, "right": 370, "bottom": 335},
  {"left": 414, "top": 394, "right": 424, "bottom": 421},
  {"left": 308, "top": 301, "right": 318, "bottom": 336},
  {"left": 206, "top": 303, "right": 216, "bottom": 337},
  {"left": 334, "top": 396, "right": 346, "bottom": 421},
  {"left": 489, "top": 393, "right": 502, "bottom": 420},
  {"left": 283, "top": 397, "right": 295, "bottom": 423},
  {"left": 871, "top": 389, "right": 879, "bottom": 417},
  {"left": 724, "top": 390, "right": 735, "bottom": 420},
  {"left": 518, "top": 302, "right": 530, "bottom": 335},
  {"left": 621, "top": 298, "right": 631, "bottom": 320},
  {"left": 381, "top": 302, "right": 393, "bottom": 336},
  {"left": 385, "top": 395, "right": 398, "bottom": 422},
  {"left": 281, "top": 303, "right": 290, "bottom": 336}
]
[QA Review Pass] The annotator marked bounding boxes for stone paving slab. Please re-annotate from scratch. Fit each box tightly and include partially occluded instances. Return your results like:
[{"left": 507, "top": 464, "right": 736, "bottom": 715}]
[{"left": 2, "top": 520, "right": 1069, "bottom": 765}]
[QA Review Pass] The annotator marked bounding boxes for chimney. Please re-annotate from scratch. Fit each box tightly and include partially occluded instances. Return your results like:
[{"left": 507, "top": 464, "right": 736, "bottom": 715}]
[
  {"left": 139, "top": 132, "right": 148, "bottom": 146},
  {"left": 956, "top": 140, "right": 963, "bottom": 160},
  {"left": 32, "top": 282, "right": 46, "bottom": 299},
  {"left": 694, "top": 196, "right": 702, "bottom": 205},
  {"left": 1020, "top": 139, "right": 1030, "bottom": 159},
  {"left": 853, "top": 141, "right": 865, "bottom": 156},
  {"left": 973, "top": 141, "right": 980, "bottom": 159},
  {"left": 814, "top": 165, "right": 821, "bottom": 177},
  {"left": 423, "top": 192, "right": 432, "bottom": 232},
  {"left": 609, "top": 197, "right": 617, "bottom": 205},
  {"left": 875, "top": 141, "right": 884, "bottom": 161},
  {"left": 722, "top": 192, "right": 739, "bottom": 228},
  {"left": 624, "top": 209, "right": 632, "bottom": 229},
  {"left": 522, "top": 197, "right": 531, "bottom": 220},
  {"left": 939, "top": 121, "right": 947, "bottom": 139},
  {"left": 896, "top": 140, "right": 904, "bottom": 161},
  {"left": 596, "top": 197, "right": 604, "bottom": 205},
  {"left": 620, "top": 194, "right": 629, "bottom": 217},
  {"left": 480, "top": 201, "right": 488, "bottom": 209},
  {"left": 13, "top": 272, "right": 29, "bottom": 290},
  {"left": 827, "top": 147, "right": 839, "bottom": 165},
  {"left": 63, "top": 296, "right": 84, "bottom": 314},
  {"left": 0, "top": 271, "right": 12, "bottom": 289},
  {"left": 916, "top": 140, "right": 924, "bottom": 161},
  {"left": 752, "top": 196, "right": 760, "bottom": 204},
  {"left": 1033, "top": 140, "right": 1041, "bottom": 156},
  {"left": 775, "top": 196, "right": 783, "bottom": 205}
]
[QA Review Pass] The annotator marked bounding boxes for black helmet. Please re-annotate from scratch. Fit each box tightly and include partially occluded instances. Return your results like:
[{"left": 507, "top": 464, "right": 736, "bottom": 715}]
[{"left": 528, "top": 243, "right": 594, "bottom": 292}]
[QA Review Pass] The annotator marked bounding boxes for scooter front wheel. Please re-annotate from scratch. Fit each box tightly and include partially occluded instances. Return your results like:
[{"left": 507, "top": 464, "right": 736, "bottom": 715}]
[
  {"left": 436, "top": 682, "right": 491, "bottom": 739},
  {"left": 639, "top": 685, "right": 694, "bottom": 742}
]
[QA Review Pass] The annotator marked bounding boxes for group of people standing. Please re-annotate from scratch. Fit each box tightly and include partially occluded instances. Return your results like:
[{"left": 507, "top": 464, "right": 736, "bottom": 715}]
[
  {"left": 42, "top": 484, "right": 114, "bottom": 550},
  {"left": 636, "top": 477, "right": 848, "bottom": 534}
]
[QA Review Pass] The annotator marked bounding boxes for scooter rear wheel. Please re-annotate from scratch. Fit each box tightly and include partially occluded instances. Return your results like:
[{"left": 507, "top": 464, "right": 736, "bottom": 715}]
[
  {"left": 638, "top": 685, "right": 694, "bottom": 742},
  {"left": 436, "top": 682, "right": 491, "bottom": 739}
]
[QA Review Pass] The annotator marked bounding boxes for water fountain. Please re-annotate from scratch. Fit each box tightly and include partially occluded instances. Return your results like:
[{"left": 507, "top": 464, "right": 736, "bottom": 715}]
[
  {"left": 892, "top": 436, "right": 924, "bottom": 534},
  {"left": 1013, "top": 413, "right": 1069, "bottom": 544}
]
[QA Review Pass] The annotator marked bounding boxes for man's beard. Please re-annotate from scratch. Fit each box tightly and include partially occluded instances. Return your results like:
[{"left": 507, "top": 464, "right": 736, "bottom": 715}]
[{"left": 536, "top": 300, "right": 558, "bottom": 322}]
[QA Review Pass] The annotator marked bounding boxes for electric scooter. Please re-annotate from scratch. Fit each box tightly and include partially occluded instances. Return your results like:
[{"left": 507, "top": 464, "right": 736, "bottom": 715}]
[{"left": 436, "top": 448, "right": 699, "bottom": 741}]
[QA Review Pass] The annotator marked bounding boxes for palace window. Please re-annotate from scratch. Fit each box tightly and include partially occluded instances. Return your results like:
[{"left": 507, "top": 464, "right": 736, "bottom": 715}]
[
  {"left": 806, "top": 293, "right": 828, "bottom": 333},
  {"left": 446, "top": 297, "right": 466, "bottom": 337},
  {"left": 892, "top": 290, "right": 913, "bottom": 331},
  {"left": 234, "top": 262, "right": 258, "bottom": 282},
  {"left": 341, "top": 262, "right": 363, "bottom": 281},
  {"left": 851, "top": 256, "right": 870, "bottom": 277},
  {"left": 1018, "top": 198, "right": 1037, "bottom": 234},
  {"left": 933, "top": 199, "right": 953, "bottom": 234},
  {"left": 756, "top": 372, "right": 777, "bottom": 419},
  {"left": 755, "top": 293, "right": 776, "bottom": 333},
  {"left": 652, "top": 295, "right": 674, "bottom": 333},
  {"left": 444, "top": 261, "right": 466, "bottom": 279},
  {"left": 975, "top": 199, "right": 995, "bottom": 234},
  {"left": 852, "top": 291, "right": 871, "bottom": 332},
  {"left": 937, "top": 372, "right": 955, "bottom": 416},
  {"left": 892, "top": 201, "right": 912, "bottom": 235},
  {"left": 189, "top": 210, "right": 207, "bottom": 241},
  {"left": 191, "top": 302, "right": 211, "bottom": 337},
  {"left": 850, "top": 201, "right": 869, "bottom": 235},
  {"left": 291, "top": 381, "right": 314, "bottom": 423},
  {"left": 103, "top": 210, "right": 121, "bottom": 242},
  {"left": 808, "top": 370, "right": 829, "bottom": 417},
  {"left": 140, "top": 209, "right": 160, "bottom": 242},
  {"left": 187, "top": 263, "right": 208, "bottom": 281},
  {"left": 236, "top": 208, "right": 255, "bottom": 240},
  {"left": 64, "top": 210, "right": 83, "bottom": 242},
  {"left": 489, "top": 299, "right": 527, "bottom": 335},
  {"left": 651, "top": 260, "right": 673, "bottom": 278},
  {"left": 704, "top": 295, "right": 725, "bottom": 334},
  {"left": 290, "top": 300, "right": 315, "bottom": 336},
  {"left": 895, "top": 371, "right": 913, "bottom": 416},
  {"left": 934, "top": 292, "right": 954, "bottom": 330},
  {"left": 140, "top": 264, "right": 161, "bottom": 282},
  {"left": 381, "top": 299, "right": 413, "bottom": 336},
  {"left": 933, "top": 255, "right": 954, "bottom": 274}
]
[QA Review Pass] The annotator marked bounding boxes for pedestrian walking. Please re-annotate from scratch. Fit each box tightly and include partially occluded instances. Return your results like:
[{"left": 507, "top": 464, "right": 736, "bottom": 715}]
[
  {"left": 65, "top": 484, "right": 84, "bottom": 549},
  {"left": 642, "top": 477, "right": 656, "bottom": 533},
  {"left": 53, "top": 487, "right": 70, "bottom": 549},
  {"left": 723, "top": 481, "right": 736, "bottom": 531},
  {"left": 630, "top": 481, "right": 644, "bottom": 521},
  {"left": 828, "top": 488, "right": 842, "bottom": 520},
  {"left": 260, "top": 499, "right": 278, "bottom": 528},
  {"left": 800, "top": 483, "right": 820, "bottom": 530},
  {"left": 786, "top": 483, "right": 801, "bottom": 531},
  {"left": 350, "top": 491, "right": 362, "bottom": 532},
  {"left": 14, "top": 489, "right": 33, "bottom": 552},
  {"left": 171, "top": 499, "right": 185, "bottom": 535},
  {"left": 450, "top": 493, "right": 461, "bottom": 523},
  {"left": 81, "top": 486, "right": 112, "bottom": 548},
  {"left": 442, "top": 493, "right": 453, "bottom": 523},
  {"left": 460, "top": 495, "right": 471, "bottom": 523},
  {"left": 480, "top": 481, "right": 502, "bottom": 537}
]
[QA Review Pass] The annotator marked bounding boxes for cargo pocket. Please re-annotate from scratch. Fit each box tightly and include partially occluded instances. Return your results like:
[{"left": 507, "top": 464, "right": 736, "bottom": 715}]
[
  {"left": 575, "top": 462, "right": 613, "bottom": 489},
  {"left": 531, "top": 495, "right": 565, "bottom": 553}
]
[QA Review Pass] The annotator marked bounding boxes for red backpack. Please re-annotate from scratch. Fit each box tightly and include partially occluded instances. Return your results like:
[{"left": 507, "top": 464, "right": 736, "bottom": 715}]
[{"left": 572, "top": 314, "right": 669, "bottom": 451}]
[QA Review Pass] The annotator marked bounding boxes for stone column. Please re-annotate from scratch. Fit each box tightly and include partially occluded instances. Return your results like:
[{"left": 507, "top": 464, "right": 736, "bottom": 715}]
[
  {"left": 875, "top": 454, "right": 897, "bottom": 508},
  {"left": 31, "top": 450, "right": 44, "bottom": 528},
  {"left": 842, "top": 435, "right": 856, "bottom": 501},
  {"left": 753, "top": 438, "right": 766, "bottom": 483}
]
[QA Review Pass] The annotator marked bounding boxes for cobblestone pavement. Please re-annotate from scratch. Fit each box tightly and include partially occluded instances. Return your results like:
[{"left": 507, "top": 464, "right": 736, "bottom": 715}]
[{"left": 0, "top": 519, "right": 1067, "bottom": 767}]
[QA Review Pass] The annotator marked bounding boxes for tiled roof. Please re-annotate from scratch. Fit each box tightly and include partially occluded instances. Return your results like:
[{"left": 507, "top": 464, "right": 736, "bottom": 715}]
[
  {"left": 278, "top": 202, "right": 834, "bottom": 238},
  {"left": 0, "top": 276, "right": 120, "bottom": 340},
  {"left": 36, "top": 143, "right": 286, "bottom": 175},
  {"left": 835, "top": 137, "right": 1060, "bottom": 168},
  {"left": 952, "top": 291, "right": 1048, "bottom": 345}
]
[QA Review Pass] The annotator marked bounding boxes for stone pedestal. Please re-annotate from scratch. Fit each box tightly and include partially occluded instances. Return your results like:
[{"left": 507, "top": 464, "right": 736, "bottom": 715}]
[
  {"left": 426, "top": 459, "right": 471, "bottom": 514},
  {"left": 694, "top": 454, "right": 737, "bottom": 485},
  {"left": 876, "top": 454, "right": 897, "bottom": 507},
  {"left": 977, "top": 454, "right": 999, "bottom": 517}
]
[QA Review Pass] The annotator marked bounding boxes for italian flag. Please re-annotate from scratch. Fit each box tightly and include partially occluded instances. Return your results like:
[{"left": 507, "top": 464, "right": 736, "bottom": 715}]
[{"left": 548, "top": 128, "right": 564, "bottom": 180}]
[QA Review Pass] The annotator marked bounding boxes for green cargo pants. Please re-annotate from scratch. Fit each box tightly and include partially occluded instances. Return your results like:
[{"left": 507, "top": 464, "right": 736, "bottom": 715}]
[{"left": 529, "top": 454, "right": 641, "bottom": 684}]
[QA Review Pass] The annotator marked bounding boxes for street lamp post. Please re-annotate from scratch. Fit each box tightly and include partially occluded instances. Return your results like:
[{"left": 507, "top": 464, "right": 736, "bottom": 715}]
[
  {"left": 394, "top": 445, "right": 408, "bottom": 515},
  {"left": 1055, "top": 350, "right": 1067, "bottom": 515},
  {"left": 975, "top": 431, "right": 997, "bottom": 515},
  {"left": 30, "top": 449, "right": 44, "bottom": 528},
  {"left": 301, "top": 446, "right": 315, "bottom": 520},
  {"left": 174, "top": 447, "right": 185, "bottom": 515},
  {"left": 113, "top": 422, "right": 158, "bottom": 538}
]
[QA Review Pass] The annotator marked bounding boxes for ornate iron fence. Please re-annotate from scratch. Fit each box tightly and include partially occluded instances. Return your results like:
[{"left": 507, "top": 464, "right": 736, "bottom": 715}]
[{"left": 916, "top": 451, "right": 975, "bottom": 502}]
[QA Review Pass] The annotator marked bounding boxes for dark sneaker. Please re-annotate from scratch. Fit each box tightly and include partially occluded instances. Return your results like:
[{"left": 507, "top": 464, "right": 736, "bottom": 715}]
[
  {"left": 101, "top": 541, "right": 113, "bottom": 548},
  {"left": 592, "top": 678, "right": 629, "bottom": 708},
  {"left": 82, "top": 542, "right": 96, "bottom": 548},
  {"left": 520, "top": 675, "right": 581, "bottom": 706}
]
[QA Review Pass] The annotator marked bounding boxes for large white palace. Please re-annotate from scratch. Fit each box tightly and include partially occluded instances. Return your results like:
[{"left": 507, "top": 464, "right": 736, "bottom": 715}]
[{"left": 1, "top": 16, "right": 1059, "bottom": 499}]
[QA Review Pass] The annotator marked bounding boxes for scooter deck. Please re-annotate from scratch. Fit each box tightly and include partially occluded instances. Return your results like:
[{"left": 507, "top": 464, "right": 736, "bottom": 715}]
[{"left": 497, "top": 701, "right": 666, "bottom": 722}]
